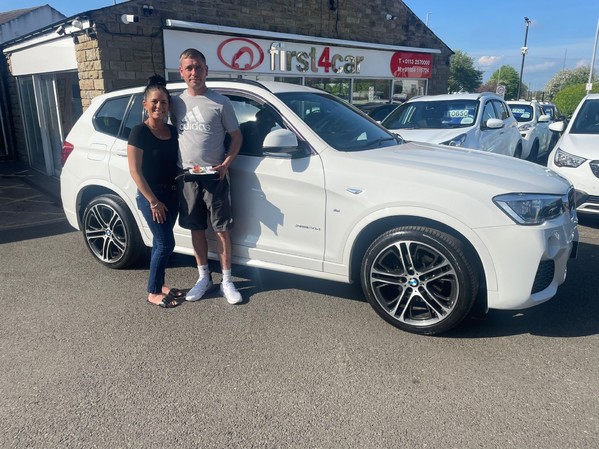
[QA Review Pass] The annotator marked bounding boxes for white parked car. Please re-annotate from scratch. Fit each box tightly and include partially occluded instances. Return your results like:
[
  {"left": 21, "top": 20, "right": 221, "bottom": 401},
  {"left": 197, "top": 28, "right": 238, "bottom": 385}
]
[
  {"left": 60, "top": 80, "right": 578, "bottom": 335},
  {"left": 381, "top": 92, "right": 524, "bottom": 157},
  {"left": 548, "top": 94, "right": 599, "bottom": 214},
  {"left": 507, "top": 100, "right": 552, "bottom": 161}
]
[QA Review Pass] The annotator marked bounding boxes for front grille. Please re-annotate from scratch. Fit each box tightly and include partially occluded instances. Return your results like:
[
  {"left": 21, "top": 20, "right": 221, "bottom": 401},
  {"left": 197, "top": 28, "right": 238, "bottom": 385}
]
[
  {"left": 590, "top": 160, "right": 599, "bottom": 178},
  {"left": 586, "top": 195, "right": 599, "bottom": 205},
  {"left": 531, "top": 260, "right": 555, "bottom": 294}
]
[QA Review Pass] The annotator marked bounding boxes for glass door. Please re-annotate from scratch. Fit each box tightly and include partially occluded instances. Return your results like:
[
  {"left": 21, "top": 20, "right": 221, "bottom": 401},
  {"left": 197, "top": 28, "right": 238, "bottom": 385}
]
[
  {"left": 17, "top": 76, "right": 47, "bottom": 173},
  {"left": 17, "top": 74, "right": 68, "bottom": 177},
  {"left": 38, "top": 75, "right": 65, "bottom": 177}
]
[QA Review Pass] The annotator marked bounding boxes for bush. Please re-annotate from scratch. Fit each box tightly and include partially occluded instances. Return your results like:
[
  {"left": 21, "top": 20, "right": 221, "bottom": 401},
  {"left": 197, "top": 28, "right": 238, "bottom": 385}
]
[{"left": 553, "top": 83, "right": 599, "bottom": 117}]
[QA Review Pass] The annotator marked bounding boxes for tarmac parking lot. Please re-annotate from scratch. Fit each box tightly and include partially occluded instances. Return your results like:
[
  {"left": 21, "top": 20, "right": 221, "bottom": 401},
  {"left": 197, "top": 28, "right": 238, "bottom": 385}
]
[{"left": 1, "top": 165, "right": 598, "bottom": 448}]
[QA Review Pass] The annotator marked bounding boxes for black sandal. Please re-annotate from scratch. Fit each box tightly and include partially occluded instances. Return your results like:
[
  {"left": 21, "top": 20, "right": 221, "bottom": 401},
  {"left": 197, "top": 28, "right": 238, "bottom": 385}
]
[
  {"left": 168, "top": 288, "right": 187, "bottom": 299},
  {"left": 159, "top": 293, "right": 180, "bottom": 308}
]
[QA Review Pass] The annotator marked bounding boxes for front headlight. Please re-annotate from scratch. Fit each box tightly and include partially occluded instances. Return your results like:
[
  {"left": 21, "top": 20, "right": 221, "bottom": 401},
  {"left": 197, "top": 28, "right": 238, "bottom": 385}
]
[
  {"left": 553, "top": 148, "right": 586, "bottom": 168},
  {"left": 518, "top": 123, "right": 532, "bottom": 132},
  {"left": 493, "top": 193, "right": 565, "bottom": 225},
  {"left": 441, "top": 133, "right": 467, "bottom": 147}
]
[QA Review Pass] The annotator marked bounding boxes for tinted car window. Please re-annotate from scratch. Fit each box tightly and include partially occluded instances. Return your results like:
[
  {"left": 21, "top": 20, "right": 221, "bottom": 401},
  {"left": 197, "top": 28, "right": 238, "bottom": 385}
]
[
  {"left": 481, "top": 101, "right": 498, "bottom": 123},
  {"left": 225, "top": 94, "right": 284, "bottom": 156},
  {"left": 493, "top": 100, "right": 510, "bottom": 120},
  {"left": 277, "top": 91, "right": 399, "bottom": 151},
  {"left": 570, "top": 99, "right": 599, "bottom": 134},
  {"left": 122, "top": 94, "right": 144, "bottom": 140},
  {"left": 93, "top": 96, "right": 130, "bottom": 137}
]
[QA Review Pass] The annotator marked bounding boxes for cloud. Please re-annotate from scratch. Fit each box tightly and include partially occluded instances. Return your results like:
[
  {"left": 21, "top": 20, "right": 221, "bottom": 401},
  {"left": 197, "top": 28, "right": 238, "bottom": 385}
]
[
  {"left": 525, "top": 61, "right": 557, "bottom": 73},
  {"left": 477, "top": 56, "right": 502, "bottom": 67}
]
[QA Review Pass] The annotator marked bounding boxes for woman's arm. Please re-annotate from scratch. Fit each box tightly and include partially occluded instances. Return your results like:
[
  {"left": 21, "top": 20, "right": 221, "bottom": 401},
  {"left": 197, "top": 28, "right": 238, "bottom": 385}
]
[{"left": 127, "top": 144, "right": 167, "bottom": 222}]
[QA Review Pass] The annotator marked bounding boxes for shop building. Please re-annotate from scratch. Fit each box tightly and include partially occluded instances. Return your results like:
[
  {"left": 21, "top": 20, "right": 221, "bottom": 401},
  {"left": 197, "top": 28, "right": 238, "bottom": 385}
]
[{"left": 1, "top": 0, "right": 452, "bottom": 177}]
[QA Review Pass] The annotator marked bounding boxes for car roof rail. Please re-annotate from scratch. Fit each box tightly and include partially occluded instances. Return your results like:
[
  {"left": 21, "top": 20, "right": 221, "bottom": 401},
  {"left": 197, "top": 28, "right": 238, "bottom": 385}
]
[
  {"left": 208, "top": 77, "right": 273, "bottom": 92},
  {"left": 165, "top": 77, "right": 273, "bottom": 93}
]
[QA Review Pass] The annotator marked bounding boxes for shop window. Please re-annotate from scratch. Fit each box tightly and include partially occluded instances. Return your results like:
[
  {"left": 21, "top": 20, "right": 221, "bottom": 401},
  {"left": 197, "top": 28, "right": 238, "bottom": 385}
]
[
  {"left": 352, "top": 79, "right": 392, "bottom": 106},
  {"left": 305, "top": 78, "right": 350, "bottom": 101}
]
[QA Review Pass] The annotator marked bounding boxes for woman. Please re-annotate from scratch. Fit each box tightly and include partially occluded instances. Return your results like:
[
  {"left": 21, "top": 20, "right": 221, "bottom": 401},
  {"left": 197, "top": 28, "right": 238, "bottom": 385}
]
[{"left": 128, "top": 75, "right": 183, "bottom": 308}]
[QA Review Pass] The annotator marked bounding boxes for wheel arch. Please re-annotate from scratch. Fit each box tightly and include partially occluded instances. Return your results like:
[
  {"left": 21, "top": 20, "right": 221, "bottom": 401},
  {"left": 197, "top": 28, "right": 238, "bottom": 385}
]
[
  {"left": 75, "top": 183, "right": 150, "bottom": 245},
  {"left": 348, "top": 215, "right": 489, "bottom": 310}
]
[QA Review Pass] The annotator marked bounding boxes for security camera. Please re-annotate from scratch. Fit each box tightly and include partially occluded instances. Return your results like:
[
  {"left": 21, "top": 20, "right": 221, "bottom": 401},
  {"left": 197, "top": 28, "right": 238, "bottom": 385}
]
[
  {"left": 56, "top": 25, "right": 65, "bottom": 35},
  {"left": 121, "top": 14, "right": 139, "bottom": 24}
]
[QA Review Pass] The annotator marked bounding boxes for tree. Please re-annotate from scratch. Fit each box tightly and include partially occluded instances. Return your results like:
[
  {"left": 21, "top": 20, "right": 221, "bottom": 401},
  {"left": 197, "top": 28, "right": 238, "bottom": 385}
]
[
  {"left": 448, "top": 50, "right": 483, "bottom": 93},
  {"left": 553, "top": 83, "right": 599, "bottom": 117},
  {"left": 481, "top": 65, "right": 524, "bottom": 100},
  {"left": 544, "top": 66, "right": 598, "bottom": 100}
]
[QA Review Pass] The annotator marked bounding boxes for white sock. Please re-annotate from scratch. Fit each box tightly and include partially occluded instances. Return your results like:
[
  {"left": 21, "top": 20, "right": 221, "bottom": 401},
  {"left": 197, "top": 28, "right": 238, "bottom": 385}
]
[
  {"left": 198, "top": 264, "right": 209, "bottom": 279},
  {"left": 222, "top": 269, "right": 232, "bottom": 283}
]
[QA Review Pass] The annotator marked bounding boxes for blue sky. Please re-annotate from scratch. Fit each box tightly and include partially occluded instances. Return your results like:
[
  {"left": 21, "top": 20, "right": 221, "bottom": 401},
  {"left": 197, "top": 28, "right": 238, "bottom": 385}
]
[
  {"left": 5, "top": 0, "right": 599, "bottom": 92},
  {"left": 404, "top": 0, "right": 599, "bottom": 91}
]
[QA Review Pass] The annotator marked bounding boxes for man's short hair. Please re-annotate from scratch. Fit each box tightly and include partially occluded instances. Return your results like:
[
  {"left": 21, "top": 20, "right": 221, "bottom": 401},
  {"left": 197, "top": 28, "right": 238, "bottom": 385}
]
[{"left": 179, "top": 48, "right": 206, "bottom": 65}]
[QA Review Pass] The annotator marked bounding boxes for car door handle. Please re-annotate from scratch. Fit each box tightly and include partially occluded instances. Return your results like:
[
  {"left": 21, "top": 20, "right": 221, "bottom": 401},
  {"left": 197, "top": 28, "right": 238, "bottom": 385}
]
[{"left": 114, "top": 149, "right": 128, "bottom": 157}]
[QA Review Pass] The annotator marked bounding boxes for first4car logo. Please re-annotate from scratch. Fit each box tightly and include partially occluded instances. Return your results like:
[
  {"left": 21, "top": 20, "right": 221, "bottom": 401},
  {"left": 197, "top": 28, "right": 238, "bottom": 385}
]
[
  {"left": 217, "top": 38, "right": 265, "bottom": 70},
  {"left": 216, "top": 37, "right": 363, "bottom": 74}
]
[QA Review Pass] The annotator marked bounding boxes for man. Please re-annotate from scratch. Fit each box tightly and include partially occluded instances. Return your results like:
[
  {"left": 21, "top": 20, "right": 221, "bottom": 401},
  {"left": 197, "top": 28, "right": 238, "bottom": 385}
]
[{"left": 170, "top": 48, "right": 243, "bottom": 304}]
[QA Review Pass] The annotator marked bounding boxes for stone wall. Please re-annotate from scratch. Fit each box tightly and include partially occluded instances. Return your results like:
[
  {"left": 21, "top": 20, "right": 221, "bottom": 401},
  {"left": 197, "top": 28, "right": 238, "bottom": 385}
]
[{"left": 74, "top": 0, "right": 451, "bottom": 107}]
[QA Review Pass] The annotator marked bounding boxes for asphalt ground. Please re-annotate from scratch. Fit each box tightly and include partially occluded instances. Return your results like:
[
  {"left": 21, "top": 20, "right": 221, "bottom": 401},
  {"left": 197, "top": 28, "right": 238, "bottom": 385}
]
[{"left": 1, "top": 165, "right": 598, "bottom": 448}]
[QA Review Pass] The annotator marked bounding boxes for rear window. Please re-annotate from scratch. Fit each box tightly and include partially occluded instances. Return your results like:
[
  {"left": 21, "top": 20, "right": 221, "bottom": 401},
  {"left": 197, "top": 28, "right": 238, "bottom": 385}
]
[
  {"left": 93, "top": 96, "right": 130, "bottom": 137},
  {"left": 509, "top": 104, "right": 533, "bottom": 122}
]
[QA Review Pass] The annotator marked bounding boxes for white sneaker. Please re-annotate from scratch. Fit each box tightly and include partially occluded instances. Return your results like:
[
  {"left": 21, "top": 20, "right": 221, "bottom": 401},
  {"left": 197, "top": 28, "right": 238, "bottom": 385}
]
[
  {"left": 220, "top": 282, "right": 242, "bottom": 304},
  {"left": 186, "top": 277, "right": 213, "bottom": 302}
]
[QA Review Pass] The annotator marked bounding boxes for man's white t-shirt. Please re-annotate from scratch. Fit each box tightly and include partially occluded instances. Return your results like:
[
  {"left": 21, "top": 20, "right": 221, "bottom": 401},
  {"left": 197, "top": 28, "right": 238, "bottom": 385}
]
[{"left": 171, "top": 88, "right": 239, "bottom": 169}]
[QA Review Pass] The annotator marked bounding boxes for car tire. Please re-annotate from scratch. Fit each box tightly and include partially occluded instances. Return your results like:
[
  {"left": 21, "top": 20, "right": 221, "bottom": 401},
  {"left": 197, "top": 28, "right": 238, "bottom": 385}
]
[
  {"left": 527, "top": 140, "right": 539, "bottom": 162},
  {"left": 81, "top": 194, "right": 144, "bottom": 269},
  {"left": 360, "top": 226, "right": 478, "bottom": 335},
  {"left": 513, "top": 142, "right": 523, "bottom": 159}
]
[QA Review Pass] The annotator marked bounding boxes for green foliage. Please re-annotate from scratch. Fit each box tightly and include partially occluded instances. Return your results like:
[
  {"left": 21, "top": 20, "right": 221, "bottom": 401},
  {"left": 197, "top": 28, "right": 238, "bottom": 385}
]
[
  {"left": 544, "top": 66, "right": 597, "bottom": 99},
  {"left": 448, "top": 50, "right": 483, "bottom": 93},
  {"left": 553, "top": 83, "right": 599, "bottom": 117},
  {"left": 486, "top": 65, "right": 524, "bottom": 100}
]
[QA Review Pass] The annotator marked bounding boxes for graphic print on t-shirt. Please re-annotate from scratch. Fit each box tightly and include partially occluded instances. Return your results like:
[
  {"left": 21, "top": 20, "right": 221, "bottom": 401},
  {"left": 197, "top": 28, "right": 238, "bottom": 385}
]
[{"left": 179, "top": 106, "right": 212, "bottom": 132}]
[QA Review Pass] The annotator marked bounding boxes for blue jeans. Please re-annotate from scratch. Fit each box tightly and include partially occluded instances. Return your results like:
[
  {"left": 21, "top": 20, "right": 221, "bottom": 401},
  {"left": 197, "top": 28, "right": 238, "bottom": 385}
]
[{"left": 136, "top": 185, "right": 179, "bottom": 294}]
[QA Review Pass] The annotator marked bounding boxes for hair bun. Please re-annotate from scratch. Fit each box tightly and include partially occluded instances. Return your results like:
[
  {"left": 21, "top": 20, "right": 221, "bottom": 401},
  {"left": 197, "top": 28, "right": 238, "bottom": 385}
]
[{"left": 147, "top": 74, "right": 166, "bottom": 87}]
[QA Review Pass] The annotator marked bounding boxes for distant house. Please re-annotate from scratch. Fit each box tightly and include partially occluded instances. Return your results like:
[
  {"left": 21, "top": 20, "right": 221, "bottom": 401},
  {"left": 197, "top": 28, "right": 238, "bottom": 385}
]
[
  {"left": 0, "top": 5, "right": 65, "bottom": 44},
  {"left": 0, "top": 5, "right": 65, "bottom": 160}
]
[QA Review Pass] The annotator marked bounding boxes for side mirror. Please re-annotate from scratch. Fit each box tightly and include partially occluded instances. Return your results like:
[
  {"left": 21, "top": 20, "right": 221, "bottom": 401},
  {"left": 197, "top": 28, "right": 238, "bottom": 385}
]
[
  {"left": 538, "top": 114, "right": 550, "bottom": 123},
  {"left": 549, "top": 121, "right": 565, "bottom": 133},
  {"left": 485, "top": 118, "right": 504, "bottom": 129},
  {"left": 262, "top": 129, "right": 309, "bottom": 159}
]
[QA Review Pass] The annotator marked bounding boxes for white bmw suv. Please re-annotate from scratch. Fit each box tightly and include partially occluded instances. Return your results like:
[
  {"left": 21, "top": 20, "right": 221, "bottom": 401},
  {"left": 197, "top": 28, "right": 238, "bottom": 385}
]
[
  {"left": 61, "top": 79, "right": 578, "bottom": 335},
  {"left": 381, "top": 92, "right": 524, "bottom": 157}
]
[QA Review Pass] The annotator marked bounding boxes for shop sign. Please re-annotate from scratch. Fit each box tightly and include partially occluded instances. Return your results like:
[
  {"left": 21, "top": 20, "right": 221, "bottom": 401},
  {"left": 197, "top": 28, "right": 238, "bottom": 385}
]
[
  {"left": 390, "top": 52, "right": 433, "bottom": 78},
  {"left": 164, "top": 29, "right": 437, "bottom": 79}
]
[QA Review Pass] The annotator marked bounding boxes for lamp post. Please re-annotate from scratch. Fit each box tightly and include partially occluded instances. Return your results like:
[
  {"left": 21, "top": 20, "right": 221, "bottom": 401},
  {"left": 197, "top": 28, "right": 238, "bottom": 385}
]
[{"left": 517, "top": 17, "right": 531, "bottom": 100}]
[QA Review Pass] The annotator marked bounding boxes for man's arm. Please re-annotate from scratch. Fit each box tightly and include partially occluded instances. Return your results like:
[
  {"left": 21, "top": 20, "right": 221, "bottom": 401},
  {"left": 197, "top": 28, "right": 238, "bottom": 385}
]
[{"left": 215, "top": 128, "right": 242, "bottom": 179}]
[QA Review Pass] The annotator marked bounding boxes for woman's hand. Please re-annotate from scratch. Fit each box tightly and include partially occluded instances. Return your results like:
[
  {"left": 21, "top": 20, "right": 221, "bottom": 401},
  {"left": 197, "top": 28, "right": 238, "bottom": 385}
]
[{"left": 151, "top": 202, "right": 168, "bottom": 223}]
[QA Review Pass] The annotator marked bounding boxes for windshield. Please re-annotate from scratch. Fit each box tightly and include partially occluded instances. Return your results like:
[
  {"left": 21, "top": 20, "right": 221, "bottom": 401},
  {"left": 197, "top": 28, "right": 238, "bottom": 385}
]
[
  {"left": 382, "top": 99, "right": 479, "bottom": 130},
  {"left": 509, "top": 104, "right": 534, "bottom": 122},
  {"left": 570, "top": 99, "right": 599, "bottom": 135},
  {"left": 276, "top": 92, "right": 401, "bottom": 151}
]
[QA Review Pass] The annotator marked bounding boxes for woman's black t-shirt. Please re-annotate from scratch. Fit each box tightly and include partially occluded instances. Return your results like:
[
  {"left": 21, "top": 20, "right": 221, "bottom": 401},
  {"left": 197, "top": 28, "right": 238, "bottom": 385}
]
[{"left": 128, "top": 123, "right": 178, "bottom": 187}]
